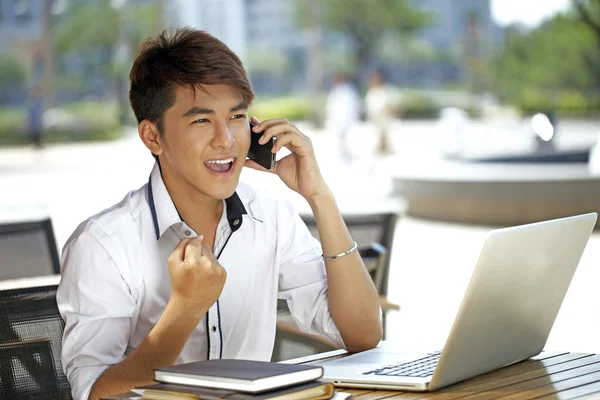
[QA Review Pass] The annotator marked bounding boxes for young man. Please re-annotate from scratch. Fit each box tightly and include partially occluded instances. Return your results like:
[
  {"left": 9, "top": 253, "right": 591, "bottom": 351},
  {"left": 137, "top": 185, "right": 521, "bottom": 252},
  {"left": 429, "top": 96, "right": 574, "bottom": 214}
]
[{"left": 57, "top": 28, "right": 382, "bottom": 400}]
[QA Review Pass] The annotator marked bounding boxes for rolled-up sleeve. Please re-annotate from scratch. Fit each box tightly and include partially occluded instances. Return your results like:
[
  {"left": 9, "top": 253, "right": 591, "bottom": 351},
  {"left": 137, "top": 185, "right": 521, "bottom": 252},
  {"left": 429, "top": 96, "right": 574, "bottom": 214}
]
[
  {"left": 276, "top": 200, "right": 346, "bottom": 349},
  {"left": 57, "top": 223, "right": 135, "bottom": 400}
]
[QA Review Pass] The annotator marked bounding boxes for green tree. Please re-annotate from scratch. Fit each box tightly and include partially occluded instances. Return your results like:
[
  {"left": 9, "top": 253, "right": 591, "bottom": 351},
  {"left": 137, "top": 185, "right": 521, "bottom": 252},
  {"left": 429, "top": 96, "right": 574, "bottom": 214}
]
[
  {"left": 494, "top": 14, "right": 600, "bottom": 98},
  {"left": 54, "top": 0, "right": 119, "bottom": 76},
  {"left": 377, "top": 35, "right": 439, "bottom": 65},
  {"left": 0, "top": 58, "right": 27, "bottom": 91},
  {"left": 573, "top": 0, "right": 600, "bottom": 49},
  {"left": 492, "top": 10, "right": 600, "bottom": 116},
  {"left": 54, "top": 0, "right": 158, "bottom": 76},
  {"left": 245, "top": 48, "right": 291, "bottom": 76},
  {"left": 298, "top": 0, "right": 431, "bottom": 74},
  {"left": 573, "top": 0, "right": 600, "bottom": 90},
  {"left": 54, "top": 0, "right": 160, "bottom": 123}
]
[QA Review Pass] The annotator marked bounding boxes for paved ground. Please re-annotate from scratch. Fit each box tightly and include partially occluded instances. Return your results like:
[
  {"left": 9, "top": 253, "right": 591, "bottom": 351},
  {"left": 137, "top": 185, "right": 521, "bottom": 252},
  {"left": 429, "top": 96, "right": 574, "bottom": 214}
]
[{"left": 2, "top": 118, "right": 599, "bottom": 355}]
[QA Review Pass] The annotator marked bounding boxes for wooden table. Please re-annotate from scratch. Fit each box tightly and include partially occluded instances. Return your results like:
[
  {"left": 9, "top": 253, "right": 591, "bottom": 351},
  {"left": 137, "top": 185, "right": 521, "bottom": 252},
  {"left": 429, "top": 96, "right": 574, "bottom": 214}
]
[
  {"left": 309, "top": 351, "right": 600, "bottom": 399},
  {"left": 105, "top": 351, "right": 600, "bottom": 400}
]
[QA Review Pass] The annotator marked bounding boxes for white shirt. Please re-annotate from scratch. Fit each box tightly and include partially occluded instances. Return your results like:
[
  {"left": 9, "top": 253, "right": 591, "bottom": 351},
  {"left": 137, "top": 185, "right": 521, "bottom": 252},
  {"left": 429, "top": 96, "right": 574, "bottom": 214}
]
[
  {"left": 325, "top": 82, "right": 361, "bottom": 135},
  {"left": 365, "top": 85, "right": 403, "bottom": 126},
  {"left": 57, "top": 162, "right": 345, "bottom": 400}
]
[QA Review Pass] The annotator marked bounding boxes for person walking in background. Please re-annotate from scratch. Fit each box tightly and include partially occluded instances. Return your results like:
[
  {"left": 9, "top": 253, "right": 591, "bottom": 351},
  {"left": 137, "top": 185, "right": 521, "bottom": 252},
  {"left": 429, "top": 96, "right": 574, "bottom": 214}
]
[
  {"left": 365, "top": 68, "right": 402, "bottom": 155},
  {"left": 28, "top": 50, "right": 45, "bottom": 148},
  {"left": 324, "top": 72, "right": 361, "bottom": 163},
  {"left": 27, "top": 83, "right": 44, "bottom": 149}
]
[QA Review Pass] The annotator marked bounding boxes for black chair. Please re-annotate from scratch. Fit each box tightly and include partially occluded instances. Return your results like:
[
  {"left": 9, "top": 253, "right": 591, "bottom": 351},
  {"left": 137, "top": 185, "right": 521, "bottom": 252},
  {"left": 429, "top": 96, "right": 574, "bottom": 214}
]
[
  {"left": 0, "top": 284, "right": 72, "bottom": 399},
  {"left": 0, "top": 218, "right": 60, "bottom": 280},
  {"left": 300, "top": 212, "right": 399, "bottom": 305}
]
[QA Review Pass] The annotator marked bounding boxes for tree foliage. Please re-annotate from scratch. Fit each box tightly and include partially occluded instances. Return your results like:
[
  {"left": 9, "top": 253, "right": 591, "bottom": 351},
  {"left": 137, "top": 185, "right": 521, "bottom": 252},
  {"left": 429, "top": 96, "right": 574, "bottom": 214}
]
[
  {"left": 298, "top": 0, "right": 431, "bottom": 73},
  {"left": 573, "top": 0, "right": 600, "bottom": 47},
  {"left": 494, "top": 12, "right": 600, "bottom": 98},
  {"left": 245, "top": 47, "right": 291, "bottom": 75},
  {"left": 54, "top": 0, "right": 159, "bottom": 75},
  {"left": 492, "top": 6, "right": 600, "bottom": 115},
  {"left": 54, "top": 1, "right": 120, "bottom": 55},
  {"left": 0, "top": 57, "right": 27, "bottom": 105},
  {"left": 0, "top": 58, "right": 27, "bottom": 90}
]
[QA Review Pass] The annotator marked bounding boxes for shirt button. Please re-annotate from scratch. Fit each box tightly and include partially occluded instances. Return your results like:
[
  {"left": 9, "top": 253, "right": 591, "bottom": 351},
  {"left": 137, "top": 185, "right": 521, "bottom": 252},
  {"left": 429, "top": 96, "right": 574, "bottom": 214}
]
[
  {"left": 211, "top": 326, "right": 217, "bottom": 332},
  {"left": 233, "top": 219, "right": 240, "bottom": 226},
  {"left": 184, "top": 230, "right": 191, "bottom": 236}
]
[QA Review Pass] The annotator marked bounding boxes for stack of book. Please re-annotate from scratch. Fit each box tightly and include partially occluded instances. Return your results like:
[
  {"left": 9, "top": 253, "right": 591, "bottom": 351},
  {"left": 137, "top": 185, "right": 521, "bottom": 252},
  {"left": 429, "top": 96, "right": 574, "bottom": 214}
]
[{"left": 137, "top": 359, "right": 338, "bottom": 400}]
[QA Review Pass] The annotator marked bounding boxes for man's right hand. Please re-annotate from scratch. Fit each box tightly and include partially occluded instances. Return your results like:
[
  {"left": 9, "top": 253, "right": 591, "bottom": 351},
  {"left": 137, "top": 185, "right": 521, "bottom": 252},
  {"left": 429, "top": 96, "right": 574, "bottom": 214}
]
[
  {"left": 167, "top": 235, "right": 226, "bottom": 316},
  {"left": 87, "top": 235, "right": 226, "bottom": 400}
]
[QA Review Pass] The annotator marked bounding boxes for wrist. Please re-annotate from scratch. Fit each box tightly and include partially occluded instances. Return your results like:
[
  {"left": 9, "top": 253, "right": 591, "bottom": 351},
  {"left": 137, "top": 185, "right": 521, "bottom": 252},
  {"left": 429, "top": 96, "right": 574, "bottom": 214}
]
[
  {"left": 306, "top": 187, "right": 335, "bottom": 211},
  {"left": 165, "top": 295, "right": 208, "bottom": 324}
]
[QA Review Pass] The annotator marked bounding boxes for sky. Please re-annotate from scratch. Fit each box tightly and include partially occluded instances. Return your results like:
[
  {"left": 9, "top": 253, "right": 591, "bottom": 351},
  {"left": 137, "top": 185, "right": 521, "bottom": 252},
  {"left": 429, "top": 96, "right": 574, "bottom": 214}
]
[{"left": 491, "top": 0, "right": 571, "bottom": 27}]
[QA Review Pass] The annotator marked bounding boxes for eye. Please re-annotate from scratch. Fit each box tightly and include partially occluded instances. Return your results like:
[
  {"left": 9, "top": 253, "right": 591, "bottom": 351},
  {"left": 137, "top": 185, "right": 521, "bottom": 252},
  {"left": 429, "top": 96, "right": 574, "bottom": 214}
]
[
  {"left": 231, "top": 114, "right": 246, "bottom": 120},
  {"left": 193, "top": 118, "right": 209, "bottom": 124}
]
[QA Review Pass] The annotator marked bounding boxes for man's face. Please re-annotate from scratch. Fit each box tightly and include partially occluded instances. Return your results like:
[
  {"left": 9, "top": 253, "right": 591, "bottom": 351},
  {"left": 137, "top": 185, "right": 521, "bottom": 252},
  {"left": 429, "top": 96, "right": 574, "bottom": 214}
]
[{"left": 157, "top": 84, "right": 251, "bottom": 200}]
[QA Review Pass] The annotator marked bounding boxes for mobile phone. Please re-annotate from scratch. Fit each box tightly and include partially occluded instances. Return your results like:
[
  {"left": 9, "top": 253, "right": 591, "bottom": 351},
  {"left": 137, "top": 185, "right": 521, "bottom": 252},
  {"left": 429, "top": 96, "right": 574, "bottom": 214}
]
[{"left": 248, "top": 121, "right": 276, "bottom": 170}]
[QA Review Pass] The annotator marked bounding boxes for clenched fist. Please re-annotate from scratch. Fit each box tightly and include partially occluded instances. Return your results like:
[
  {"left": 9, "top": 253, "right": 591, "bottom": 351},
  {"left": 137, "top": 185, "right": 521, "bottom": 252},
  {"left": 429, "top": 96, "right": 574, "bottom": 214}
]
[{"left": 167, "top": 235, "right": 226, "bottom": 316}]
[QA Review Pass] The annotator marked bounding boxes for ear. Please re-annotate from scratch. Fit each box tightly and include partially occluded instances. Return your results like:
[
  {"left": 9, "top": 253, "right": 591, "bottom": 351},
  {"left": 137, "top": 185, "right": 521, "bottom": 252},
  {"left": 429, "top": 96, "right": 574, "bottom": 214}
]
[{"left": 139, "top": 120, "right": 164, "bottom": 157}]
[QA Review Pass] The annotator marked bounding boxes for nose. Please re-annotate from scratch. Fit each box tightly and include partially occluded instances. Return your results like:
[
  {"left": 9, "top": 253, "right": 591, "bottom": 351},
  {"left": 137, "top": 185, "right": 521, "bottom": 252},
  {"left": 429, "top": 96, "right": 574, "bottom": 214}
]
[{"left": 211, "top": 122, "right": 234, "bottom": 150}]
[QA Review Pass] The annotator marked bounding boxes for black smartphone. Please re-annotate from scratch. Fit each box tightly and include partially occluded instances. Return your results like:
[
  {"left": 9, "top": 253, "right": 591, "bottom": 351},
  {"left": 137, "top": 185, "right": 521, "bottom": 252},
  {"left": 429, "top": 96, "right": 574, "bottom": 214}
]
[{"left": 248, "top": 121, "right": 276, "bottom": 170}]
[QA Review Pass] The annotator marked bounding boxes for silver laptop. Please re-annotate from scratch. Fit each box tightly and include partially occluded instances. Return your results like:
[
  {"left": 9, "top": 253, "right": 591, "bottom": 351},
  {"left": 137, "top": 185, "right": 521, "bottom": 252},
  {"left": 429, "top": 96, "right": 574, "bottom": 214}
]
[{"left": 319, "top": 213, "right": 597, "bottom": 391}]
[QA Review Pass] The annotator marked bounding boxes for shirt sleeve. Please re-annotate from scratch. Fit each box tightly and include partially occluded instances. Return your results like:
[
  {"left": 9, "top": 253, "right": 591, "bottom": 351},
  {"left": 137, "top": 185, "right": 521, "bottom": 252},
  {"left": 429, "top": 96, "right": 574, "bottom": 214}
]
[
  {"left": 57, "top": 222, "right": 136, "bottom": 400},
  {"left": 276, "top": 199, "right": 346, "bottom": 349}
]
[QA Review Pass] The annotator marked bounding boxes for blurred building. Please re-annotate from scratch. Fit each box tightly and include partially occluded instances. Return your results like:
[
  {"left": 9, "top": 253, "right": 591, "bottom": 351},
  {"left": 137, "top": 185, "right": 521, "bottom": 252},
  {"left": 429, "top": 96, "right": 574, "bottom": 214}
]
[
  {"left": 398, "top": 0, "right": 503, "bottom": 87},
  {"left": 0, "top": 0, "right": 505, "bottom": 103},
  {"left": 0, "top": 0, "right": 44, "bottom": 62},
  {"left": 168, "top": 0, "right": 307, "bottom": 93},
  {"left": 0, "top": 0, "right": 156, "bottom": 105},
  {"left": 168, "top": 0, "right": 247, "bottom": 59},
  {"left": 169, "top": 0, "right": 503, "bottom": 92},
  {"left": 0, "top": 0, "right": 48, "bottom": 105},
  {"left": 412, "top": 0, "right": 503, "bottom": 52},
  {"left": 0, "top": 0, "right": 44, "bottom": 52},
  {"left": 0, "top": 0, "right": 72, "bottom": 62}
]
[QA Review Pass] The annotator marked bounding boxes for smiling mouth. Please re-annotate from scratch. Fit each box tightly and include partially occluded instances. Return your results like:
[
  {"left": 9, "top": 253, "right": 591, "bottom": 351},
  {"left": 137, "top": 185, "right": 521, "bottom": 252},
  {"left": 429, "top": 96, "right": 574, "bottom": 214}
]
[{"left": 205, "top": 157, "right": 235, "bottom": 173}]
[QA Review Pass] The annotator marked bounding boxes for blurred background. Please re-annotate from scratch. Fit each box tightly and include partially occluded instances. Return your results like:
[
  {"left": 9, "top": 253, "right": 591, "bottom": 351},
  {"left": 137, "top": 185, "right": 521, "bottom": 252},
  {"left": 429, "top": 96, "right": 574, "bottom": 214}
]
[{"left": 1, "top": 0, "right": 600, "bottom": 357}]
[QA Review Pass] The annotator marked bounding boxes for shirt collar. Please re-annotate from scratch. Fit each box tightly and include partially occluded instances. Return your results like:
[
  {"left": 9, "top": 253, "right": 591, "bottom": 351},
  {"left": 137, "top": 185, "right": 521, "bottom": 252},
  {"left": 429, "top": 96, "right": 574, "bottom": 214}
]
[{"left": 147, "top": 162, "right": 247, "bottom": 240}]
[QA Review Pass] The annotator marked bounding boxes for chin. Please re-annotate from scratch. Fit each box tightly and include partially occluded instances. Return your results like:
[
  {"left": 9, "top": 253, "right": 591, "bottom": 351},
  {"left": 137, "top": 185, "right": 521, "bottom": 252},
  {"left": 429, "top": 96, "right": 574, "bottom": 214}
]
[{"left": 203, "top": 182, "right": 239, "bottom": 200}]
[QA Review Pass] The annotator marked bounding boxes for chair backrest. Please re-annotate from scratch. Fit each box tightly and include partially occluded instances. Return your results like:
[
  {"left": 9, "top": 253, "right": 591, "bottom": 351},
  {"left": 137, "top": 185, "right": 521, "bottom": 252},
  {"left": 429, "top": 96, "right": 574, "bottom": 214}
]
[
  {"left": 0, "top": 284, "right": 72, "bottom": 400},
  {"left": 0, "top": 218, "right": 60, "bottom": 280},
  {"left": 300, "top": 212, "right": 399, "bottom": 296}
]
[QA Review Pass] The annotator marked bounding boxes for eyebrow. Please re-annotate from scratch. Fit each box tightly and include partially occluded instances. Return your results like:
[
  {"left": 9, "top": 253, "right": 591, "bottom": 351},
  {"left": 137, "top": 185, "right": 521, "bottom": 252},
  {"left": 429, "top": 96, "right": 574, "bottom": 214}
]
[{"left": 182, "top": 101, "right": 249, "bottom": 118}]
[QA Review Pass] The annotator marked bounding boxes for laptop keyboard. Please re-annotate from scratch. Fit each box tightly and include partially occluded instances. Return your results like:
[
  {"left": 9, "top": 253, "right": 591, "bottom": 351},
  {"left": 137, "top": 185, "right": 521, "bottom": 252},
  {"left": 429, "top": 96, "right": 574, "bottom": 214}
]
[{"left": 363, "top": 352, "right": 441, "bottom": 378}]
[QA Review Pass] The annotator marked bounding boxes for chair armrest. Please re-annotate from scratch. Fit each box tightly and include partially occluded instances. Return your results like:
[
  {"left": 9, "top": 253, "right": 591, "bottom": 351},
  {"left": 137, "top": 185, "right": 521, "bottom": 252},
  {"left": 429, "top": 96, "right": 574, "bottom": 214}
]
[
  {"left": 359, "top": 242, "right": 388, "bottom": 294},
  {"left": 379, "top": 295, "right": 400, "bottom": 311},
  {"left": 358, "top": 242, "right": 387, "bottom": 258}
]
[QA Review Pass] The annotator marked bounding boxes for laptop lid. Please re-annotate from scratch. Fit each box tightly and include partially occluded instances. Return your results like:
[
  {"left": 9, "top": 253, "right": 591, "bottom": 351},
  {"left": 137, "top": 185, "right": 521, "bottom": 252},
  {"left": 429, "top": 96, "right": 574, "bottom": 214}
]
[{"left": 429, "top": 213, "right": 597, "bottom": 390}]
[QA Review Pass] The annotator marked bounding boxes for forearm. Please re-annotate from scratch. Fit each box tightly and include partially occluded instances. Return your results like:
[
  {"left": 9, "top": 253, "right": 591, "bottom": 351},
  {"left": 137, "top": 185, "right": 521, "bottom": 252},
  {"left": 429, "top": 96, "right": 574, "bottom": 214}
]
[
  {"left": 307, "top": 189, "right": 382, "bottom": 352},
  {"left": 88, "top": 299, "right": 206, "bottom": 400}
]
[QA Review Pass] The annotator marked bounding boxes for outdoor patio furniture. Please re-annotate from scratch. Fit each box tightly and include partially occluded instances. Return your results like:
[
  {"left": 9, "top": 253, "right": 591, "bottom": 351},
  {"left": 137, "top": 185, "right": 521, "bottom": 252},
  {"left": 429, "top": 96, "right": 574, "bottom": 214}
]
[
  {"left": 300, "top": 212, "right": 401, "bottom": 328},
  {"left": 0, "top": 216, "right": 60, "bottom": 280},
  {"left": 0, "top": 284, "right": 71, "bottom": 399}
]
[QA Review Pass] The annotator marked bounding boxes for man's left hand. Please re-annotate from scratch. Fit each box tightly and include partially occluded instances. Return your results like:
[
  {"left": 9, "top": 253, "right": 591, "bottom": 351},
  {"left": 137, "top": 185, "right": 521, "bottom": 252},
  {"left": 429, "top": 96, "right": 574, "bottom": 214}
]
[{"left": 244, "top": 116, "right": 329, "bottom": 200}]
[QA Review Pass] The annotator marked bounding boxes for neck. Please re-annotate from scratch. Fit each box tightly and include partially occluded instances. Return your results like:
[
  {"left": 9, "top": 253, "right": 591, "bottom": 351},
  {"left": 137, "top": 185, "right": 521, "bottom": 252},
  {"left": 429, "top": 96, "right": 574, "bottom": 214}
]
[{"left": 160, "top": 164, "right": 224, "bottom": 240}]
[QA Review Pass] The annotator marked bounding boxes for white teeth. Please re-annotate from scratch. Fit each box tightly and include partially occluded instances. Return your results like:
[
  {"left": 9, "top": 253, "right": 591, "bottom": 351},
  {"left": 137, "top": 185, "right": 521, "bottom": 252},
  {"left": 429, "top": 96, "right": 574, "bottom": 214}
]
[{"left": 206, "top": 158, "right": 234, "bottom": 164}]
